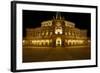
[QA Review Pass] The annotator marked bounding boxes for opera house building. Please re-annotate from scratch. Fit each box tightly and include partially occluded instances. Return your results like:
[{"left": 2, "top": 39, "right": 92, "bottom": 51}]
[{"left": 23, "top": 13, "right": 90, "bottom": 48}]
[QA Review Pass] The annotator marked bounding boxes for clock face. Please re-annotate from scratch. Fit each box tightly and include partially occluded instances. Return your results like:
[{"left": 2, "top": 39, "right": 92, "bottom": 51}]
[{"left": 56, "top": 22, "right": 61, "bottom": 26}]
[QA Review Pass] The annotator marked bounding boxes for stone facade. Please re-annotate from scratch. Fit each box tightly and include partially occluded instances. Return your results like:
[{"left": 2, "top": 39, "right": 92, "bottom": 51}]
[{"left": 23, "top": 13, "right": 89, "bottom": 47}]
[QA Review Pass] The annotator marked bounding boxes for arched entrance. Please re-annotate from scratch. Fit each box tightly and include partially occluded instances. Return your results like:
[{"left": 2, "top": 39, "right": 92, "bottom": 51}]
[{"left": 56, "top": 37, "right": 62, "bottom": 47}]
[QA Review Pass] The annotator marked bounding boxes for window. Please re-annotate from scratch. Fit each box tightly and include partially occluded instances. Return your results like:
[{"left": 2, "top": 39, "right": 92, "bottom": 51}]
[
  {"left": 50, "top": 32, "right": 53, "bottom": 35},
  {"left": 46, "top": 31, "right": 48, "bottom": 36},
  {"left": 65, "top": 32, "right": 67, "bottom": 35},
  {"left": 55, "top": 27, "right": 63, "bottom": 34},
  {"left": 42, "top": 32, "right": 44, "bottom": 36},
  {"left": 68, "top": 32, "right": 71, "bottom": 35}
]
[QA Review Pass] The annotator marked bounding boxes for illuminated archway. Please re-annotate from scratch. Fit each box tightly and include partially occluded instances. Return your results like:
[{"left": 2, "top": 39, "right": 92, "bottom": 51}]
[
  {"left": 55, "top": 27, "right": 62, "bottom": 34},
  {"left": 56, "top": 37, "right": 62, "bottom": 46}
]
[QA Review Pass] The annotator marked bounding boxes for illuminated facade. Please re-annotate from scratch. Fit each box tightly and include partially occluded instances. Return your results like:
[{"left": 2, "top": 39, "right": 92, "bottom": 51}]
[{"left": 23, "top": 13, "right": 90, "bottom": 47}]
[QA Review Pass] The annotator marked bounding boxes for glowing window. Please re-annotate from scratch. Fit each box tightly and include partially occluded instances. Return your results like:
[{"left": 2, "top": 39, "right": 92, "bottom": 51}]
[
  {"left": 68, "top": 32, "right": 71, "bottom": 35},
  {"left": 65, "top": 32, "right": 67, "bottom": 35},
  {"left": 55, "top": 27, "right": 62, "bottom": 34},
  {"left": 23, "top": 40, "right": 25, "bottom": 43},
  {"left": 46, "top": 31, "right": 48, "bottom": 36},
  {"left": 50, "top": 32, "right": 53, "bottom": 35},
  {"left": 42, "top": 32, "right": 44, "bottom": 36},
  {"left": 56, "top": 37, "right": 62, "bottom": 46}
]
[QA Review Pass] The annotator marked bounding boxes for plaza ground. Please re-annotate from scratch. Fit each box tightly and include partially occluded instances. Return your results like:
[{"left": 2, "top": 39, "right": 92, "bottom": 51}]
[{"left": 23, "top": 46, "right": 90, "bottom": 63}]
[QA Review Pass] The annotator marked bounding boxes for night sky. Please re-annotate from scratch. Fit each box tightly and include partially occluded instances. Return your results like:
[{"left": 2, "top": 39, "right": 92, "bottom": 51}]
[{"left": 23, "top": 10, "right": 91, "bottom": 37}]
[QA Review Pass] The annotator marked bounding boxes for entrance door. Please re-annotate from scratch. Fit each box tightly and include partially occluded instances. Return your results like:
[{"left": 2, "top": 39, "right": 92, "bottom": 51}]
[{"left": 56, "top": 37, "right": 62, "bottom": 47}]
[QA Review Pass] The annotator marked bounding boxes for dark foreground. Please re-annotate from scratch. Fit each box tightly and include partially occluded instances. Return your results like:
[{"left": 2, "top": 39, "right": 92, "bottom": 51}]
[{"left": 23, "top": 46, "right": 90, "bottom": 63}]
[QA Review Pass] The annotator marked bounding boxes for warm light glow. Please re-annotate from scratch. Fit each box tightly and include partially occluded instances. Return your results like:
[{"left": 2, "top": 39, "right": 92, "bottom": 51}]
[
  {"left": 50, "top": 32, "right": 52, "bottom": 35},
  {"left": 46, "top": 31, "right": 48, "bottom": 36},
  {"left": 42, "top": 32, "right": 44, "bottom": 36},
  {"left": 30, "top": 39, "right": 84, "bottom": 46},
  {"left": 23, "top": 13, "right": 89, "bottom": 48},
  {"left": 23, "top": 40, "right": 25, "bottom": 43},
  {"left": 65, "top": 32, "right": 67, "bottom": 35},
  {"left": 30, "top": 39, "right": 52, "bottom": 46},
  {"left": 68, "top": 32, "right": 71, "bottom": 35},
  {"left": 55, "top": 27, "right": 62, "bottom": 34},
  {"left": 50, "top": 39, "right": 52, "bottom": 43},
  {"left": 66, "top": 40, "right": 84, "bottom": 45},
  {"left": 56, "top": 37, "right": 62, "bottom": 46}
]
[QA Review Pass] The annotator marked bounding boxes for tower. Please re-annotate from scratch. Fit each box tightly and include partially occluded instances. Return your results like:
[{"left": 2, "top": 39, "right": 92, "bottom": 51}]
[{"left": 56, "top": 12, "right": 62, "bottom": 20}]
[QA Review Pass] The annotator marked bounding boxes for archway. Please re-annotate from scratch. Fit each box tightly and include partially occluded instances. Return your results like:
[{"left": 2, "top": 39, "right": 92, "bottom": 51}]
[{"left": 56, "top": 37, "right": 62, "bottom": 47}]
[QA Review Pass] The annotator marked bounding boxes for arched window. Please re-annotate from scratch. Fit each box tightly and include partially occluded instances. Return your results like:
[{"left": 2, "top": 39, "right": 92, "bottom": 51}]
[
  {"left": 46, "top": 31, "right": 48, "bottom": 36},
  {"left": 56, "top": 37, "right": 62, "bottom": 46},
  {"left": 42, "top": 32, "right": 44, "bottom": 36},
  {"left": 68, "top": 32, "right": 71, "bottom": 35},
  {"left": 50, "top": 32, "right": 53, "bottom": 35},
  {"left": 55, "top": 27, "right": 63, "bottom": 34},
  {"left": 65, "top": 32, "right": 67, "bottom": 35}
]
